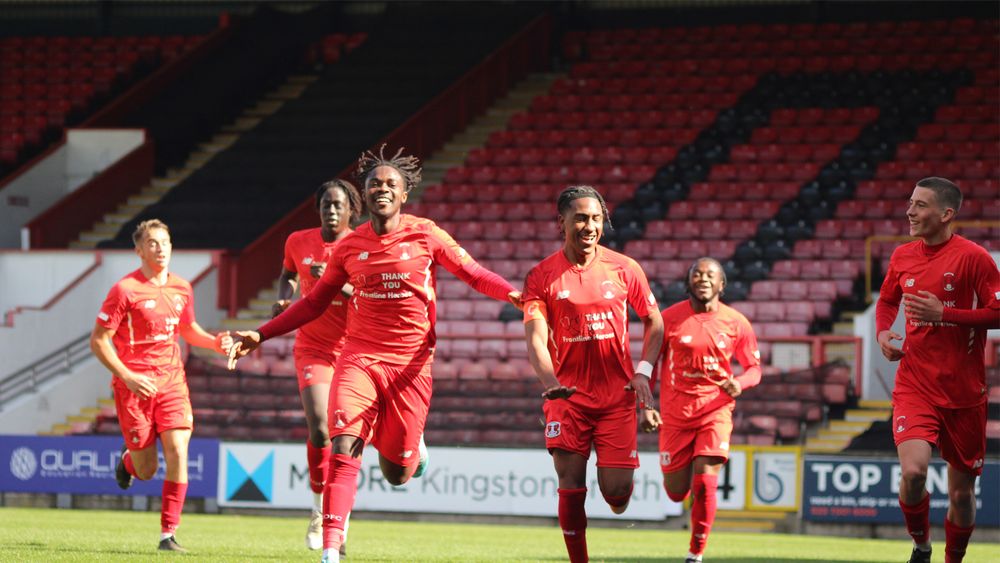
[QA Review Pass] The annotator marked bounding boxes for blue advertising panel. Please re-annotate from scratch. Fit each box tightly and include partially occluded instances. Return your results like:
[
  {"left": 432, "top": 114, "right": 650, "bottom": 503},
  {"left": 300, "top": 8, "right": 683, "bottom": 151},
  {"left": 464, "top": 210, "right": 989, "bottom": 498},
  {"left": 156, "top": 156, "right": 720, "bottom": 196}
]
[
  {"left": 803, "top": 456, "right": 999, "bottom": 526},
  {"left": 1, "top": 435, "right": 218, "bottom": 498}
]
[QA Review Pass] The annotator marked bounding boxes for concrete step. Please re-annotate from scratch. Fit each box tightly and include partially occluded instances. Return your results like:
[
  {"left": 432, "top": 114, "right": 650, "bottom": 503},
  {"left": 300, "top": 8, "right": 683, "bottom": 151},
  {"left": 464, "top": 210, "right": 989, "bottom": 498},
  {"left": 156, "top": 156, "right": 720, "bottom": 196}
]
[
  {"left": 258, "top": 288, "right": 279, "bottom": 301},
  {"left": 118, "top": 203, "right": 146, "bottom": 216},
  {"left": 104, "top": 212, "right": 134, "bottom": 224},
  {"left": 69, "top": 240, "right": 97, "bottom": 249},
  {"left": 98, "top": 398, "right": 116, "bottom": 408},
  {"left": 68, "top": 414, "right": 95, "bottom": 423},
  {"left": 845, "top": 408, "right": 890, "bottom": 422},
  {"left": 818, "top": 428, "right": 864, "bottom": 440},
  {"left": 806, "top": 442, "right": 848, "bottom": 454},
  {"left": 858, "top": 399, "right": 892, "bottom": 409},
  {"left": 828, "top": 420, "right": 872, "bottom": 432},
  {"left": 152, "top": 177, "right": 178, "bottom": 190},
  {"left": 212, "top": 133, "right": 240, "bottom": 145},
  {"left": 224, "top": 116, "right": 263, "bottom": 132},
  {"left": 248, "top": 298, "right": 276, "bottom": 311},
  {"left": 127, "top": 194, "right": 159, "bottom": 207},
  {"left": 92, "top": 222, "right": 121, "bottom": 235},
  {"left": 288, "top": 74, "right": 319, "bottom": 85},
  {"left": 831, "top": 321, "right": 855, "bottom": 336},
  {"left": 221, "top": 318, "right": 265, "bottom": 331},
  {"left": 48, "top": 424, "right": 71, "bottom": 436},
  {"left": 78, "top": 231, "right": 110, "bottom": 243},
  {"left": 236, "top": 309, "right": 269, "bottom": 320},
  {"left": 245, "top": 100, "right": 284, "bottom": 117}
]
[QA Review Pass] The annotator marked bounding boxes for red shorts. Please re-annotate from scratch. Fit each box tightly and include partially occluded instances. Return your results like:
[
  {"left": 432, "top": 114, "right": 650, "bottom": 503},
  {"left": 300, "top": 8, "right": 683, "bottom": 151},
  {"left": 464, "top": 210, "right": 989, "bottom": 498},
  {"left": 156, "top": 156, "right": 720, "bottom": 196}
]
[
  {"left": 892, "top": 392, "right": 987, "bottom": 475},
  {"left": 659, "top": 406, "right": 733, "bottom": 473},
  {"left": 543, "top": 399, "right": 638, "bottom": 469},
  {"left": 328, "top": 350, "right": 433, "bottom": 467},
  {"left": 294, "top": 347, "right": 337, "bottom": 391},
  {"left": 112, "top": 372, "right": 192, "bottom": 451}
]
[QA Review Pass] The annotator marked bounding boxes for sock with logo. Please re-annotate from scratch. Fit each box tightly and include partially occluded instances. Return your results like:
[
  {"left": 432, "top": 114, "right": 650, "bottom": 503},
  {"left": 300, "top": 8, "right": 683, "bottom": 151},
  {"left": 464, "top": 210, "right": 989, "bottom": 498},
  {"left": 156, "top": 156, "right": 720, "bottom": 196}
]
[
  {"left": 123, "top": 450, "right": 139, "bottom": 478},
  {"left": 558, "top": 487, "right": 588, "bottom": 563},
  {"left": 689, "top": 473, "right": 718, "bottom": 556},
  {"left": 307, "top": 440, "right": 331, "bottom": 494},
  {"left": 944, "top": 517, "right": 973, "bottom": 563},
  {"left": 160, "top": 480, "right": 188, "bottom": 535},
  {"left": 900, "top": 492, "right": 931, "bottom": 548},
  {"left": 322, "top": 454, "right": 361, "bottom": 551}
]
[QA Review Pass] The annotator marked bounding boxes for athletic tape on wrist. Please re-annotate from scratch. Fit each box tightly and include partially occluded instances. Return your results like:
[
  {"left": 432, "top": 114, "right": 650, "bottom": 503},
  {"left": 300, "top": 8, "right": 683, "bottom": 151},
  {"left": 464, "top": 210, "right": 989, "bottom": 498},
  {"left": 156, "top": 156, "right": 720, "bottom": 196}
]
[{"left": 636, "top": 360, "right": 653, "bottom": 378}]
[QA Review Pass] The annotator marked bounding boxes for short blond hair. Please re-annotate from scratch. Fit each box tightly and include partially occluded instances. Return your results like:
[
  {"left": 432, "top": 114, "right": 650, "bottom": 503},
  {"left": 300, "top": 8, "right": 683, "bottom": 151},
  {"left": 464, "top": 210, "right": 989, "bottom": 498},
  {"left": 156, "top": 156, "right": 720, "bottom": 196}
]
[{"left": 132, "top": 219, "right": 170, "bottom": 246}]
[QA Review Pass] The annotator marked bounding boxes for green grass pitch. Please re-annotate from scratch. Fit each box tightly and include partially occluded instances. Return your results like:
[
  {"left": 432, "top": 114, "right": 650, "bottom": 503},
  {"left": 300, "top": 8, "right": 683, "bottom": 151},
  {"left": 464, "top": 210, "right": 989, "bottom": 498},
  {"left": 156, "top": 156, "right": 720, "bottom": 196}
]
[{"left": 1, "top": 507, "right": 998, "bottom": 562}]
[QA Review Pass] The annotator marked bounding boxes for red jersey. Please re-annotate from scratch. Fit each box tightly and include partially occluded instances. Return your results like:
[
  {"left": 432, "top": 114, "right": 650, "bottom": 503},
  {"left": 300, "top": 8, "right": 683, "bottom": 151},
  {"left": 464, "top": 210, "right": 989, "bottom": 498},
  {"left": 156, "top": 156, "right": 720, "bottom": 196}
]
[
  {"left": 96, "top": 269, "right": 195, "bottom": 374},
  {"left": 659, "top": 301, "right": 761, "bottom": 424},
  {"left": 282, "top": 228, "right": 349, "bottom": 354},
  {"left": 522, "top": 246, "right": 658, "bottom": 411},
  {"left": 316, "top": 214, "right": 486, "bottom": 362},
  {"left": 877, "top": 234, "right": 1000, "bottom": 408}
]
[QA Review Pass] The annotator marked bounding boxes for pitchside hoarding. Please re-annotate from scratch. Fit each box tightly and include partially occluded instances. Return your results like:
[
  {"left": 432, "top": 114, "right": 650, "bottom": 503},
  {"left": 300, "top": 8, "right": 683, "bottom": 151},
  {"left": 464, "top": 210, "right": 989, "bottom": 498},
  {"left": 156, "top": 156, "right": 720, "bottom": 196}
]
[
  {"left": 803, "top": 456, "right": 1000, "bottom": 526},
  {"left": 218, "top": 443, "right": 684, "bottom": 519},
  {"left": 0, "top": 435, "right": 218, "bottom": 497}
]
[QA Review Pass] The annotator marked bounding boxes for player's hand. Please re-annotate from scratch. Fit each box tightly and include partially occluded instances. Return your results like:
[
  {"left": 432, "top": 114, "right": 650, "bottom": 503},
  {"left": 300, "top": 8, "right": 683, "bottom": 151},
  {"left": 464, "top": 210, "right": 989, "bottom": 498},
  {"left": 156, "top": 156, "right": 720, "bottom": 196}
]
[
  {"left": 877, "top": 330, "right": 904, "bottom": 361},
  {"left": 214, "top": 331, "right": 233, "bottom": 355},
  {"left": 123, "top": 371, "right": 157, "bottom": 400},
  {"left": 310, "top": 262, "right": 326, "bottom": 279},
  {"left": 720, "top": 377, "right": 742, "bottom": 398},
  {"left": 903, "top": 290, "right": 943, "bottom": 322},
  {"left": 542, "top": 384, "right": 576, "bottom": 400},
  {"left": 507, "top": 291, "right": 523, "bottom": 311},
  {"left": 271, "top": 300, "right": 291, "bottom": 318},
  {"left": 625, "top": 373, "right": 655, "bottom": 411},
  {"left": 227, "top": 330, "right": 262, "bottom": 370},
  {"left": 640, "top": 409, "right": 661, "bottom": 433}
]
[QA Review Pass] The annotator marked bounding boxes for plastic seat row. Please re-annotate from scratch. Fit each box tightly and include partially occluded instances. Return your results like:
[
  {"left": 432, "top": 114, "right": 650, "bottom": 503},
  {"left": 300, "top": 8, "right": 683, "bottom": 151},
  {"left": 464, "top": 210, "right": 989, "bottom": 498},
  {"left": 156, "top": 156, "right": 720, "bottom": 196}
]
[
  {"left": 421, "top": 182, "right": 633, "bottom": 204},
  {"left": 708, "top": 162, "right": 821, "bottom": 183},
  {"left": 769, "top": 259, "right": 862, "bottom": 281},
  {"left": 510, "top": 110, "right": 722, "bottom": 132},
  {"left": 434, "top": 220, "right": 560, "bottom": 242},
  {"left": 644, "top": 217, "right": 764, "bottom": 237},
  {"left": 748, "top": 279, "right": 852, "bottom": 302},
  {"left": 749, "top": 125, "right": 866, "bottom": 145},
  {"left": 835, "top": 199, "right": 998, "bottom": 222},
  {"left": 729, "top": 300, "right": 832, "bottom": 322},
  {"left": 466, "top": 145, "right": 678, "bottom": 167},
  {"left": 627, "top": 238, "right": 740, "bottom": 260},
  {"left": 894, "top": 140, "right": 1000, "bottom": 162},
  {"left": 854, "top": 179, "right": 998, "bottom": 201},
  {"left": 486, "top": 128, "right": 702, "bottom": 148},
  {"left": 875, "top": 159, "right": 998, "bottom": 181},
  {"left": 687, "top": 182, "right": 801, "bottom": 202},
  {"left": 729, "top": 143, "right": 843, "bottom": 164},
  {"left": 441, "top": 164, "right": 657, "bottom": 186}
]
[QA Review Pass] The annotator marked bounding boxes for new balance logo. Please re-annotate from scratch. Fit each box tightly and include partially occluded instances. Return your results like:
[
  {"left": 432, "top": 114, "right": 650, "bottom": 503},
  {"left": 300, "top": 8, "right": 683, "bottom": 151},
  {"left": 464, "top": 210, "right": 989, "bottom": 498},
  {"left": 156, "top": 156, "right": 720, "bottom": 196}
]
[
  {"left": 556, "top": 290, "right": 570, "bottom": 300},
  {"left": 358, "top": 252, "right": 369, "bottom": 261}
]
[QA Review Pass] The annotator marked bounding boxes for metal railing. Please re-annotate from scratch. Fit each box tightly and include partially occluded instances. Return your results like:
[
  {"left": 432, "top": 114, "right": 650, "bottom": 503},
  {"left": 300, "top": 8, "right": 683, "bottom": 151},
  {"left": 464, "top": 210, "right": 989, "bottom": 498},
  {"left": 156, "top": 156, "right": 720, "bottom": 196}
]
[{"left": 0, "top": 333, "right": 92, "bottom": 411}]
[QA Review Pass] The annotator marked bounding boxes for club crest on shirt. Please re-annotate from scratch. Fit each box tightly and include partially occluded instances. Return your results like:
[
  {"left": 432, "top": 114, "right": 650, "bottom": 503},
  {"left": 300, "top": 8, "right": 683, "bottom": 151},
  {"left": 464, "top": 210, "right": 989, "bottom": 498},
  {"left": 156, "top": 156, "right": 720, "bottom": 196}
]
[
  {"left": 660, "top": 451, "right": 671, "bottom": 466},
  {"left": 600, "top": 280, "right": 620, "bottom": 299},
  {"left": 398, "top": 242, "right": 411, "bottom": 260},
  {"left": 895, "top": 415, "right": 907, "bottom": 433},
  {"left": 545, "top": 421, "right": 561, "bottom": 438},
  {"left": 905, "top": 278, "right": 915, "bottom": 287},
  {"left": 943, "top": 272, "right": 955, "bottom": 292}
]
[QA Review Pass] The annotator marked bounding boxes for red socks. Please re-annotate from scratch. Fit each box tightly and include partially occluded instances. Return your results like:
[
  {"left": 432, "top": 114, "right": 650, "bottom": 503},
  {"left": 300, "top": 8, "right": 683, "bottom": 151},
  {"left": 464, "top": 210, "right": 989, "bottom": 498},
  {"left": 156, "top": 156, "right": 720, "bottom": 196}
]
[
  {"left": 123, "top": 450, "right": 138, "bottom": 478},
  {"left": 558, "top": 488, "right": 588, "bottom": 563},
  {"left": 160, "top": 480, "right": 188, "bottom": 534},
  {"left": 690, "top": 473, "right": 718, "bottom": 556},
  {"left": 322, "top": 454, "right": 361, "bottom": 550},
  {"left": 944, "top": 518, "right": 974, "bottom": 563},
  {"left": 306, "top": 441, "right": 332, "bottom": 494},
  {"left": 899, "top": 493, "right": 931, "bottom": 547}
]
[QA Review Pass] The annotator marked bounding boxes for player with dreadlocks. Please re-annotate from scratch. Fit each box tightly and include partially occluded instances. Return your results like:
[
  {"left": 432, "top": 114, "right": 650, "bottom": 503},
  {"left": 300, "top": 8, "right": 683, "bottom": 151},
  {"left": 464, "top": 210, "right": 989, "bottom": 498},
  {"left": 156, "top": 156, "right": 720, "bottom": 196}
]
[
  {"left": 228, "top": 145, "right": 522, "bottom": 563},
  {"left": 522, "top": 185, "right": 663, "bottom": 563},
  {"left": 270, "top": 179, "right": 362, "bottom": 552}
]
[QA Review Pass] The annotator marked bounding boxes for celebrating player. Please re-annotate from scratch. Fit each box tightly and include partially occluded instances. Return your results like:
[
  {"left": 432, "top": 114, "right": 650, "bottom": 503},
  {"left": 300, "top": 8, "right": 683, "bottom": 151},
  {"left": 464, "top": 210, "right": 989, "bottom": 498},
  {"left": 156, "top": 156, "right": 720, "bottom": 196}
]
[
  {"left": 522, "top": 185, "right": 663, "bottom": 563},
  {"left": 875, "top": 177, "right": 999, "bottom": 563},
  {"left": 272, "top": 179, "right": 362, "bottom": 551},
  {"left": 643, "top": 257, "right": 762, "bottom": 563},
  {"left": 90, "top": 219, "right": 232, "bottom": 553},
  {"left": 227, "top": 145, "right": 521, "bottom": 563}
]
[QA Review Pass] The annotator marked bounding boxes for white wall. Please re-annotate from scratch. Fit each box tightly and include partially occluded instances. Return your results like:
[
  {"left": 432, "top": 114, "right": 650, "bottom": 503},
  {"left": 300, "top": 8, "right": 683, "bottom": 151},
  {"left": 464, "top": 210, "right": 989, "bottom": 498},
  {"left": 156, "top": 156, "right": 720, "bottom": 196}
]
[
  {"left": 0, "top": 251, "right": 97, "bottom": 315},
  {"left": 1, "top": 250, "right": 222, "bottom": 379},
  {"left": 0, "top": 356, "right": 108, "bottom": 435},
  {"left": 0, "top": 129, "right": 145, "bottom": 249}
]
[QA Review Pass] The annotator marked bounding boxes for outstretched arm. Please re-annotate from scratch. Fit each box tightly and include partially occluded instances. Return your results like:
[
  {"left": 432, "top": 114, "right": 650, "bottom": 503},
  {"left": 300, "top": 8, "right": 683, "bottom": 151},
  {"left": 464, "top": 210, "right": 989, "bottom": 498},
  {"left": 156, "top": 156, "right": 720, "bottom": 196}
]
[{"left": 524, "top": 305, "right": 574, "bottom": 400}]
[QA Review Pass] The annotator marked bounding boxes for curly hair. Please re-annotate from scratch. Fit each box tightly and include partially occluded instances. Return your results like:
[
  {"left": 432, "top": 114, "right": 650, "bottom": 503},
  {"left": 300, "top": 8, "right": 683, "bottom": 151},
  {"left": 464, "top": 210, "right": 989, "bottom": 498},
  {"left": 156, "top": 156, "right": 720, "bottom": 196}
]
[
  {"left": 315, "top": 178, "right": 363, "bottom": 224},
  {"left": 556, "top": 185, "right": 613, "bottom": 231},
  {"left": 355, "top": 144, "right": 422, "bottom": 192}
]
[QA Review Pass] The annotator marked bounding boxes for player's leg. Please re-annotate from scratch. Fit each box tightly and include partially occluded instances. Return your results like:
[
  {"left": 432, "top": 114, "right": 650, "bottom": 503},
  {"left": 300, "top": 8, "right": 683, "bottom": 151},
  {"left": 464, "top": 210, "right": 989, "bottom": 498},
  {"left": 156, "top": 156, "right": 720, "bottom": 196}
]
[
  {"left": 687, "top": 455, "right": 725, "bottom": 562},
  {"left": 659, "top": 422, "right": 696, "bottom": 503},
  {"left": 112, "top": 380, "right": 158, "bottom": 485},
  {"left": 938, "top": 402, "right": 986, "bottom": 563},
  {"left": 298, "top": 354, "right": 335, "bottom": 550},
  {"left": 898, "top": 439, "right": 934, "bottom": 562},
  {"left": 594, "top": 406, "right": 638, "bottom": 514},
  {"left": 544, "top": 399, "right": 593, "bottom": 563},
  {"left": 372, "top": 354, "right": 433, "bottom": 486},
  {"left": 158, "top": 427, "right": 192, "bottom": 552}
]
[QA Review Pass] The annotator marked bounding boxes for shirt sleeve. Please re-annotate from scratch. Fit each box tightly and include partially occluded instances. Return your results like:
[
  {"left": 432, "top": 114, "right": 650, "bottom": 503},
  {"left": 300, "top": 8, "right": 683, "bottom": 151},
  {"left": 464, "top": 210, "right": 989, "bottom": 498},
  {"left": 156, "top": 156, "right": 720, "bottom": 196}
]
[
  {"left": 733, "top": 314, "right": 762, "bottom": 390},
  {"left": 282, "top": 234, "right": 297, "bottom": 272},
  {"left": 941, "top": 249, "right": 1000, "bottom": 328},
  {"left": 258, "top": 248, "right": 349, "bottom": 341},
  {"left": 96, "top": 282, "right": 128, "bottom": 330},
  {"left": 179, "top": 282, "right": 196, "bottom": 325},
  {"left": 624, "top": 257, "right": 656, "bottom": 318},
  {"left": 428, "top": 224, "right": 514, "bottom": 301},
  {"left": 522, "top": 267, "right": 548, "bottom": 324},
  {"left": 875, "top": 255, "right": 902, "bottom": 333}
]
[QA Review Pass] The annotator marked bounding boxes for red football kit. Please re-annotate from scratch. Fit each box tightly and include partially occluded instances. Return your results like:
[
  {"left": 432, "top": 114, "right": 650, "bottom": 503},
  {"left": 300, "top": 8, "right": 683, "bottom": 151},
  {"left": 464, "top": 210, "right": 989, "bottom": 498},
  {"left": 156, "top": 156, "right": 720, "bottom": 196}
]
[
  {"left": 259, "top": 214, "right": 514, "bottom": 465},
  {"left": 523, "top": 246, "right": 658, "bottom": 468},
  {"left": 657, "top": 301, "right": 761, "bottom": 473},
  {"left": 96, "top": 269, "right": 196, "bottom": 450},
  {"left": 282, "top": 228, "right": 350, "bottom": 390},
  {"left": 876, "top": 234, "right": 1000, "bottom": 474}
]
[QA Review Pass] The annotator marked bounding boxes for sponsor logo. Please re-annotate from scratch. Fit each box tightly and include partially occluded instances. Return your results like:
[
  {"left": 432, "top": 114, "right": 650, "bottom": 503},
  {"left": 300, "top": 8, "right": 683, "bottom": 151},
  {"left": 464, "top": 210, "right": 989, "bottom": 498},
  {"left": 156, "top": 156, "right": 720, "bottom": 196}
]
[
  {"left": 545, "top": 421, "right": 561, "bottom": 438},
  {"left": 358, "top": 252, "right": 369, "bottom": 261},
  {"left": 225, "top": 449, "right": 274, "bottom": 502},
  {"left": 943, "top": 272, "right": 955, "bottom": 292},
  {"left": 680, "top": 335, "right": 693, "bottom": 344},
  {"left": 905, "top": 278, "right": 915, "bottom": 287},
  {"left": 720, "top": 442, "right": 729, "bottom": 451},
  {"left": 9, "top": 447, "right": 37, "bottom": 480},
  {"left": 629, "top": 450, "right": 638, "bottom": 458},
  {"left": 895, "top": 416, "right": 907, "bottom": 433},
  {"left": 647, "top": 292, "right": 656, "bottom": 306},
  {"left": 401, "top": 450, "right": 413, "bottom": 459},
  {"left": 753, "top": 350, "right": 761, "bottom": 360},
  {"left": 556, "top": 290, "right": 570, "bottom": 300},
  {"left": 144, "top": 300, "right": 156, "bottom": 309},
  {"left": 973, "top": 458, "right": 984, "bottom": 469},
  {"left": 97, "top": 311, "right": 109, "bottom": 322},
  {"left": 457, "top": 247, "right": 467, "bottom": 259}
]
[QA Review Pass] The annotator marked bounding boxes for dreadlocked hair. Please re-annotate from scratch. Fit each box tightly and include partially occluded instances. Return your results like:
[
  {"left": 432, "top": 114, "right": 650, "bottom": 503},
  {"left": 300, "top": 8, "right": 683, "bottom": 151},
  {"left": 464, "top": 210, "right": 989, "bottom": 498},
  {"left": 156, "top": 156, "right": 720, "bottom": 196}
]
[
  {"left": 316, "top": 179, "right": 363, "bottom": 223},
  {"left": 556, "top": 185, "right": 613, "bottom": 231},
  {"left": 355, "top": 144, "right": 422, "bottom": 192}
]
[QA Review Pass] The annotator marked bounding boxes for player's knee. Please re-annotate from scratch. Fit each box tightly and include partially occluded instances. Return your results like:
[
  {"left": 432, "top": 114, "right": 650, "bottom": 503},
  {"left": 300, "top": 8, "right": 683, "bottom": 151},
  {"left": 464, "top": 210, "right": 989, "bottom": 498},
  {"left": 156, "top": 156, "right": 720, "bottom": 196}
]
[
  {"left": 900, "top": 466, "right": 927, "bottom": 489},
  {"left": 665, "top": 486, "right": 690, "bottom": 503},
  {"left": 948, "top": 485, "right": 975, "bottom": 510},
  {"left": 602, "top": 483, "right": 633, "bottom": 514},
  {"left": 309, "top": 426, "right": 330, "bottom": 447}
]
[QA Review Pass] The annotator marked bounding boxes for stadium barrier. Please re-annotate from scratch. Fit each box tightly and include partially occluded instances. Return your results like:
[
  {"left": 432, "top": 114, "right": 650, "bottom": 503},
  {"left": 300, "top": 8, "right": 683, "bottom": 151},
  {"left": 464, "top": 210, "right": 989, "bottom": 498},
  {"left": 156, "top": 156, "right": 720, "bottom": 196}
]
[
  {"left": 0, "top": 435, "right": 218, "bottom": 498},
  {"left": 803, "top": 455, "right": 999, "bottom": 527}
]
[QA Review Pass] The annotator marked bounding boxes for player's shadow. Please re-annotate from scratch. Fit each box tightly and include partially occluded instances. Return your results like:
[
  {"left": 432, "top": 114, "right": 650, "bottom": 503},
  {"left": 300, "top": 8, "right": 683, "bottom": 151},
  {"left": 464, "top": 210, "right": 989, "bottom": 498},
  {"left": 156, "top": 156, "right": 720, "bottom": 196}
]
[{"left": 1, "top": 540, "right": 140, "bottom": 556}]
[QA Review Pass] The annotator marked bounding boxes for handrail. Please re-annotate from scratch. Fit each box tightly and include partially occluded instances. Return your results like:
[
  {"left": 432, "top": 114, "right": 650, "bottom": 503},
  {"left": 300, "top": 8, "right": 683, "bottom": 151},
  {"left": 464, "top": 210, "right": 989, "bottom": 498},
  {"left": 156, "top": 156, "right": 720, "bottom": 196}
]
[
  {"left": 221, "top": 13, "right": 552, "bottom": 315},
  {"left": 864, "top": 220, "right": 1000, "bottom": 303},
  {"left": 0, "top": 333, "right": 92, "bottom": 411}
]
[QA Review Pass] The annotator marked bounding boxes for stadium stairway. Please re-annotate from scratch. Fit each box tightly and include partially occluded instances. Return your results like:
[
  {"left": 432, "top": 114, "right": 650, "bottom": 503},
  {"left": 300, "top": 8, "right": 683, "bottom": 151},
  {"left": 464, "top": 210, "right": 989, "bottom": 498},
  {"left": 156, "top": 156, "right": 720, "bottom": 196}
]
[{"left": 805, "top": 399, "right": 892, "bottom": 453}]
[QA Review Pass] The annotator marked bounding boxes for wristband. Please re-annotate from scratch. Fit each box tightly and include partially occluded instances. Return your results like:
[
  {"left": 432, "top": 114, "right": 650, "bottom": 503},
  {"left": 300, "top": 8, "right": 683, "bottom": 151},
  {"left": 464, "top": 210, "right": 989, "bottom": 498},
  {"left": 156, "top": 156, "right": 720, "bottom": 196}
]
[{"left": 636, "top": 361, "right": 653, "bottom": 379}]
